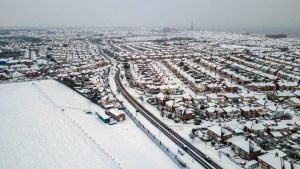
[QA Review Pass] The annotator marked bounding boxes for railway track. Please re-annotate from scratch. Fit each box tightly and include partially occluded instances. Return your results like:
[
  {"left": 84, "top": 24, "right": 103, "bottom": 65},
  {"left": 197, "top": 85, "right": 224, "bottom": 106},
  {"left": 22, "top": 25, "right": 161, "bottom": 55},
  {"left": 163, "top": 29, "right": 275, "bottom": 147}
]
[{"left": 114, "top": 64, "right": 222, "bottom": 169}]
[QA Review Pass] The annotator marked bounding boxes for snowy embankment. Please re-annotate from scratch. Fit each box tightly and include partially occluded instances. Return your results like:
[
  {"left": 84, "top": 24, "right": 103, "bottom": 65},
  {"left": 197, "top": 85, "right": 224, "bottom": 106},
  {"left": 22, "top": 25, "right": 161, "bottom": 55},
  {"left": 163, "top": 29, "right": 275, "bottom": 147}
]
[
  {"left": 32, "top": 79, "right": 178, "bottom": 169},
  {"left": 0, "top": 81, "right": 120, "bottom": 169}
]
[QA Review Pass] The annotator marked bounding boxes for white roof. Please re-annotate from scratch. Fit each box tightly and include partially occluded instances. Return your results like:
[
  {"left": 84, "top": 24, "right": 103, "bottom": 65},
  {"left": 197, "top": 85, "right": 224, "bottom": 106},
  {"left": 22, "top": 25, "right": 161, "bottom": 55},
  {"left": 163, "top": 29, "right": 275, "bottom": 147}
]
[
  {"left": 290, "top": 97, "right": 300, "bottom": 104},
  {"left": 240, "top": 92, "right": 255, "bottom": 98},
  {"left": 108, "top": 109, "right": 123, "bottom": 116},
  {"left": 277, "top": 80, "right": 298, "bottom": 87},
  {"left": 258, "top": 149, "right": 290, "bottom": 169},
  {"left": 96, "top": 111, "right": 110, "bottom": 119},
  {"left": 208, "top": 125, "right": 232, "bottom": 137},
  {"left": 229, "top": 136, "right": 261, "bottom": 153},
  {"left": 268, "top": 122, "right": 289, "bottom": 130},
  {"left": 223, "top": 93, "right": 240, "bottom": 98},
  {"left": 156, "top": 92, "right": 164, "bottom": 100},
  {"left": 270, "top": 131, "right": 283, "bottom": 138},
  {"left": 165, "top": 100, "right": 174, "bottom": 107},
  {"left": 240, "top": 106, "right": 259, "bottom": 112},
  {"left": 194, "top": 95, "right": 207, "bottom": 100},
  {"left": 244, "top": 121, "right": 266, "bottom": 131},
  {"left": 276, "top": 91, "right": 295, "bottom": 97},
  {"left": 252, "top": 82, "right": 275, "bottom": 87},
  {"left": 222, "top": 106, "right": 239, "bottom": 113},
  {"left": 294, "top": 90, "right": 300, "bottom": 96}
]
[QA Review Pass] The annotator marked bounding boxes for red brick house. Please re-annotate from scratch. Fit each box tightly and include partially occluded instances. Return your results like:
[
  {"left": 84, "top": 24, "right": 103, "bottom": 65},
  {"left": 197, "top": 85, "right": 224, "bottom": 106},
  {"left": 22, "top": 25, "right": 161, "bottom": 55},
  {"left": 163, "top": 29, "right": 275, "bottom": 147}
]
[
  {"left": 229, "top": 136, "right": 261, "bottom": 160},
  {"left": 207, "top": 124, "right": 232, "bottom": 143},
  {"left": 105, "top": 109, "right": 125, "bottom": 122}
]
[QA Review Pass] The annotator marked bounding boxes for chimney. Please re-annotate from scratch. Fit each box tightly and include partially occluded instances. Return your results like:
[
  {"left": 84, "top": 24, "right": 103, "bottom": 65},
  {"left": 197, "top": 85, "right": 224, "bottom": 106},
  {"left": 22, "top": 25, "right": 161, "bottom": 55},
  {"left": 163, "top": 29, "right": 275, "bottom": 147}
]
[{"left": 249, "top": 142, "right": 254, "bottom": 152}]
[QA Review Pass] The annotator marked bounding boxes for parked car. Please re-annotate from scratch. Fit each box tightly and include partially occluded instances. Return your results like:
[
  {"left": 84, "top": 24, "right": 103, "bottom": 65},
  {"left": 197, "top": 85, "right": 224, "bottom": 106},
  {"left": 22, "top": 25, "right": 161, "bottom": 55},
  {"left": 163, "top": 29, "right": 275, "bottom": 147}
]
[
  {"left": 194, "top": 121, "right": 201, "bottom": 125},
  {"left": 239, "top": 120, "right": 247, "bottom": 124},
  {"left": 174, "top": 118, "right": 180, "bottom": 123},
  {"left": 200, "top": 127, "right": 208, "bottom": 130},
  {"left": 182, "top": 144, "right": 188, "bottom": 151},
  {"left": 167, "top": 113, "right": 174, "bottom": 119}
]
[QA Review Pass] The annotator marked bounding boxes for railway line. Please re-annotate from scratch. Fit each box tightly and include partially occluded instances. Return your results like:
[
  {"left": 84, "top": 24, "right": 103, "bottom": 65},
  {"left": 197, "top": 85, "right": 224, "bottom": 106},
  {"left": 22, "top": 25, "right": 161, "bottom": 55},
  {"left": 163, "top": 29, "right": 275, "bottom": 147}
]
[{"left": 114, "top": 64, "right": 222, "bottom": 169}]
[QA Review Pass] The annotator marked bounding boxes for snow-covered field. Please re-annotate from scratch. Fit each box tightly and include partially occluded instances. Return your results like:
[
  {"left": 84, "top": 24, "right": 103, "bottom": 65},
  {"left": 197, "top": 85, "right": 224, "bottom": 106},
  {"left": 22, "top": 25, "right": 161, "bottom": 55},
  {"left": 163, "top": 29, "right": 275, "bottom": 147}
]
[
  {"left": 0, "top": 81, "right": 120, "bottom": 169},
  {"left": 0, "top": 80, "right": 178, "bottom": 169}
]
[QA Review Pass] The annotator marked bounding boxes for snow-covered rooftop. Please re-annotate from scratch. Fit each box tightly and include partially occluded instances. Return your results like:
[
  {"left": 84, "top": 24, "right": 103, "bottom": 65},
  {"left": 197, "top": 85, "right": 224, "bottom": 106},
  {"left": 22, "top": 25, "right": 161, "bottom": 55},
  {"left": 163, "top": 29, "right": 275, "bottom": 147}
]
[
  {"left": 208, "top": 125, "right": 232, "bottom": 137},
  {"left": 258, "top": 149, "right": 291, "bottom": 169},
  {"left": 229, "top": 136, "right": 261, "bottom": 153}
]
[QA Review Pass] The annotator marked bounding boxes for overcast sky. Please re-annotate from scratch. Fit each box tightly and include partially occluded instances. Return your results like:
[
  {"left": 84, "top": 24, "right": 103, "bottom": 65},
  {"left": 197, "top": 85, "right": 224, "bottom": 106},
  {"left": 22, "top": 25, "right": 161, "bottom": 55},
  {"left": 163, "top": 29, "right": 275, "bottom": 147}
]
[{"left": 0, "top": 0, "right": 300, "bottom": 34}]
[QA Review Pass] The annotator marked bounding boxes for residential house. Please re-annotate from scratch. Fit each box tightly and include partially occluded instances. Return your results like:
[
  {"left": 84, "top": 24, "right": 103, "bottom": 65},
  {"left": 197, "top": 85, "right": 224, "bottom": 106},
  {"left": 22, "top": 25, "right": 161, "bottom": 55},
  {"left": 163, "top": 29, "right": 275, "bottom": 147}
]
[
  {"left": 258, "top": 149, "right": 291, "bottom": 169},
  {"left": 207, "top": 124, "right": 232, "bottom": 143},
  {"left": 249, "top": 82, "right": 276, "bottom": 92},
  {"left": 287, "top": 97, "right": 300, "bottom": 109},
  {"left": 225, "top": 83, "right": 238, "bottom": 93},
  {"left": 175, "top": 106, "right": 194, "bottom": 121},
  {"left": 224, "top": 93, "right": 240, "bottom": 103},
  {"left": 276, "top": 80, "right": 298, "bottom": 90},
  {"left": 207, "top": 94, "right": 224, "bottom": 103},
  {"left": 244, "top": 121, "right": 267, "bottom": 137},
  {"left": 12, "top": 71, "right": 23, "bottom": 80},
  {"left": 222, "top": 106, "right": 241, "bottom": 118},
  {"left": 240, "top": 106, "right": 262, "bottom": 118},
  {"left": 240, "top": 92, "right": 256, "bottom": 102},
  {"left": 100, "top": 95, "right": 116, "bottom": 109},
  {"left": 205, "top": 107, "right": 224, "bottom": 119},
  {"left": 229, "top": 136, "right": 262, "bottom": 160},
  {"left": 105, "top": 109, "right": 125, "bottom": 122}
]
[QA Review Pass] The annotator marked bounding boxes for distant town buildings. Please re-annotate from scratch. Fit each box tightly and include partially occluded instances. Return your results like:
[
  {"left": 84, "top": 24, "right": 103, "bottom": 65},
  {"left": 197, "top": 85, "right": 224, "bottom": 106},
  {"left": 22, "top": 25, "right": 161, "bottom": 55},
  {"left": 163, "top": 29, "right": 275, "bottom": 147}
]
[{"left": 265, "top": 34, "right": 287, "bottom": 39}]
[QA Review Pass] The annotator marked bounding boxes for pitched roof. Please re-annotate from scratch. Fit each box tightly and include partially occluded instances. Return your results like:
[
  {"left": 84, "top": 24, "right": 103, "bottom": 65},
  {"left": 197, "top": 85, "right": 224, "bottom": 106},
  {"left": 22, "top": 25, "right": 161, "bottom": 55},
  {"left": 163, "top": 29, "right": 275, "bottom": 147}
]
[
  {"left": 229, "top": 136, "right": 261, "bottom": 153},
  {"left": 258, "top": 149, "right": 290, "bottom": 169},
  {"left": 208, "top": 125, "right": 232, "bottom": 137}
]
